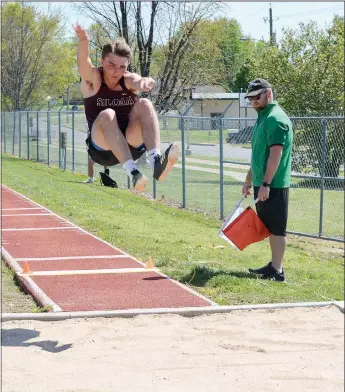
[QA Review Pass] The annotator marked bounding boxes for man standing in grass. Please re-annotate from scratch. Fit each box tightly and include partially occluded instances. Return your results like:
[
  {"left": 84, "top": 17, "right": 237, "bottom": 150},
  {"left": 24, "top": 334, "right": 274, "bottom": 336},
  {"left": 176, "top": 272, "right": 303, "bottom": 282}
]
[{"left": 242, "top": 79, "right": 293, "bottom": 282}]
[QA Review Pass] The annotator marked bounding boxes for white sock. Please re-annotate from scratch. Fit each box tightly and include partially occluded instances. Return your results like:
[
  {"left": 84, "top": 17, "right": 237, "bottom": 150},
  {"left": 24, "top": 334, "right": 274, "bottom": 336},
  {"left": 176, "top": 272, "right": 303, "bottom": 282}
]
[
  {"left": 272, "top": 264, "right": 283, "bottom": 273},
  {"left": 90, "top": 177, "right": 94, "bottom": 182},
  {"left": 122, "top": 159, "right": 137, "bottom": 177},
  {"left": 148, "top": 148, "right": 160, "bottom": 169}
]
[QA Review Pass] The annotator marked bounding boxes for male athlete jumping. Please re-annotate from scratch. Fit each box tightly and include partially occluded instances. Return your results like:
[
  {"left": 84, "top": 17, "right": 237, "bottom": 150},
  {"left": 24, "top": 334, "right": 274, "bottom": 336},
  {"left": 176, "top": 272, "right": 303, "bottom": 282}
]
[{"left": 74, "top": 24, "right": 179, "bottom": 192}]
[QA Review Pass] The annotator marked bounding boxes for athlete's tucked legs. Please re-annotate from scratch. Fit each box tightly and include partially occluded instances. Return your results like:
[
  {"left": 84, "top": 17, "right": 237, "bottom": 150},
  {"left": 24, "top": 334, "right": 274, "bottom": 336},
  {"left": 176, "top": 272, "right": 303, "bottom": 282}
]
[
  {"left": 91, "top": 108, "right": 148, "bottom": 192},
  {"left": 126, "top": 98, "right": 179, "bottom": 181}
]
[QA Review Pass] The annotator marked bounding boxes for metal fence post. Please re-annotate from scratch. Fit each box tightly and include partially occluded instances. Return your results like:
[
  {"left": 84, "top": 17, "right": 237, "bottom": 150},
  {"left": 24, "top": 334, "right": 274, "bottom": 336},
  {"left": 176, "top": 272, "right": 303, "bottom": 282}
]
[
  {"left": 26, "top": 112, "right": 30, "bottom": 159},
  {"left": 219, "top": 117, "right": 224, "bottom": 220},
  {"left": 60, "top": 132, "right": 67, "bottom": 171},
  {"left": 12, "top": 112, "right": 16, "bottom": 155},
  {"left": 18, "top": 112, "right": 22, "bottom": 157},
  {"left": 3, "top": 112, "right": 6, "bottom": 153},
  {"left": 58, "top": 111, "right": 61, "bottom": 169},
  {"left": 47, "top": 111, "right": 50, "bottom": 166},
  {"left": 36, "top": 111, "right": 39, "bottom": 162},
  {"left": 319, "top": 118, "right": 327, "bottom": 237},
  {"left": 181, "top": 116, "right": 187, "bottom": 208},
  {"left": 153, "top": 178, "right": 157, "bottom": 199},
  {"left": 72, "top": 111, "right": 75, "bottom": 171}
]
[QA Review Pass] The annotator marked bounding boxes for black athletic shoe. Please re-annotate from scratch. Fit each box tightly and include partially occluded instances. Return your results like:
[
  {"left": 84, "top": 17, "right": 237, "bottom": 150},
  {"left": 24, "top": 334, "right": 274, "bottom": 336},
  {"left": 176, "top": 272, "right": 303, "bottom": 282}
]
[
  {"left": 131, "top": 169, "right": 148, "bottom": 193},
  {"left": 104, "top": 168, "right": 110, "bottom": 175},
  {"left": 153, "top": 143, "right": 179, "bottom": 181},
  {"left": 249, "top": 262, "right": 286, "bottom": 282},
  {"left": 249, "top": 262, "right": 274, "bottom": 275}
]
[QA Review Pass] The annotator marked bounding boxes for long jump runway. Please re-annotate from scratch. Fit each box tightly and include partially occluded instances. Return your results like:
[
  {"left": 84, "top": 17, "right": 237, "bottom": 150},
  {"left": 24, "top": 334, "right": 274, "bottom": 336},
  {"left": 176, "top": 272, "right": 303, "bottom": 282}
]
[{"left": 1, "top": 185, "right": 214, "bottom": 312}]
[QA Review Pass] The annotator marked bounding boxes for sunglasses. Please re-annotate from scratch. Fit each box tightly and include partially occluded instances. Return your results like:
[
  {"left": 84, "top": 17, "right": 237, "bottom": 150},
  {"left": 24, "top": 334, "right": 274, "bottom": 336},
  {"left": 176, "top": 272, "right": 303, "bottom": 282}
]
[{"left": 247, "top": 90, "right": 268, "bottom": 102}]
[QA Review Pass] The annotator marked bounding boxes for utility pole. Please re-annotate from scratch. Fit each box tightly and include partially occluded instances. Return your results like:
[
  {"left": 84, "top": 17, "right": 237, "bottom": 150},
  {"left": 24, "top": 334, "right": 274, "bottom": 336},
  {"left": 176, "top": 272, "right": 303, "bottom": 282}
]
[
  {"left": 264, "top": 3, "right": 279, "bottom": 46},
  {"left": 269, "top": 5, "right": 273, "bottom": 45}
]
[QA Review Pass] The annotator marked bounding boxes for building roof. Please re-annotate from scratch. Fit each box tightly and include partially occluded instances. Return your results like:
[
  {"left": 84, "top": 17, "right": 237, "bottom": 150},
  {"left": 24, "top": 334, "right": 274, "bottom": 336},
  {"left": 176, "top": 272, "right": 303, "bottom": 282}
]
[
  {"left": 191, "top": 92, "right": 240, "bottom": 100},
  {"left": 192, "top": 85, "right": 227, "bottom": 93}
]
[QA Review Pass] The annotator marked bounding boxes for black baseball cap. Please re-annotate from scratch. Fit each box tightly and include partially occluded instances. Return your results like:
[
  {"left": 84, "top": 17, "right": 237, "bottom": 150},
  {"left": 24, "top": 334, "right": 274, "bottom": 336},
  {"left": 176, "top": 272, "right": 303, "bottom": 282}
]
[{"left": 244, "top": 78, "right": 272, "bottom": 98}]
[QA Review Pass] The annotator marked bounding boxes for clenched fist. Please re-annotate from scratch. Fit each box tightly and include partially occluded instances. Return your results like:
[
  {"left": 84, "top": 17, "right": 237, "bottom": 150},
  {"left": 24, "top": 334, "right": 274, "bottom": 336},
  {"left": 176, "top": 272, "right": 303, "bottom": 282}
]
[
  {"left": 242, "top": 182, "right": 252, "bottom": 197},
  {"left": 142, "top": 77, "right": 156, "bottom": 92}
]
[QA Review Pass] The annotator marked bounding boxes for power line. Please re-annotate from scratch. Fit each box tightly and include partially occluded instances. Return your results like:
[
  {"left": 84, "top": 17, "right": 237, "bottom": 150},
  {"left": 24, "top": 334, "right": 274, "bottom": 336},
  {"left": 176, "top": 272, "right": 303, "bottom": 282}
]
[
  {"left": 247, "top": 6, "right": 267, "bottom": 17},
  {"left": 277, "top": 5, "right": 343, "bottom": 20}
]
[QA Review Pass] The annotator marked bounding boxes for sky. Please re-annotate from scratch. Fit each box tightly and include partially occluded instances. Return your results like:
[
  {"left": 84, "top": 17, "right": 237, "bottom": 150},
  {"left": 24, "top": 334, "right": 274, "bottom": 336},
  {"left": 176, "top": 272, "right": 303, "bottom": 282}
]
[{"left": 33, "top": 1, "right": 344, "bottom": 43}]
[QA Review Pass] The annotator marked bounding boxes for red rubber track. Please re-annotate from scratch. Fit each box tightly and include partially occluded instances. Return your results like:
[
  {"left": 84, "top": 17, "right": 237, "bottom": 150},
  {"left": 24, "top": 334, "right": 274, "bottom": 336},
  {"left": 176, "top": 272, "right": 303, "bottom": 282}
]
[{"left": 1, "top": 186, "right": 212, "bottom": 311}]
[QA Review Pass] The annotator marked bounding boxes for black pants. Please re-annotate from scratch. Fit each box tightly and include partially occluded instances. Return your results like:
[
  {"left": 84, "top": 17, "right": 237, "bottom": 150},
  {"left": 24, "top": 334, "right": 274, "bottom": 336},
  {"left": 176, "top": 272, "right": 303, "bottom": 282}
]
[
  {"left": 254, "top": 187, "right": 289, "bottom": 236},
  {"left": 86, "top": 128, "right": 146, "bottom": 167}
]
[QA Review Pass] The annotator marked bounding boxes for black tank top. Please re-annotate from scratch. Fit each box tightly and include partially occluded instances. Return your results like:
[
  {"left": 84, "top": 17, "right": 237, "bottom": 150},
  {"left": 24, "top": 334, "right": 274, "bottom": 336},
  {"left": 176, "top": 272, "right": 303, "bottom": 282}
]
[{"left": 84, "top": 68, "right": 137, "bottom": 132}]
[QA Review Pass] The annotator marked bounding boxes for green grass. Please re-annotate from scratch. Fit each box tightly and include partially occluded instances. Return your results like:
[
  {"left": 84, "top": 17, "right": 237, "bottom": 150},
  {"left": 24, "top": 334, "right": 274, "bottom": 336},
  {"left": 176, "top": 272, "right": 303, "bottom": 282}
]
[
  {"left": 184, "top": 160, "right": 250, "bottom": 174},
  {"left": 3, "top": 125, "right": 344, "bottom": 239},
  {"left": 159, "top": 128, "right": 241, "bottom": 144},
  {"left": 3, "top": 127, "right": 344, "bottom": 239},
  {"left": 1, "top": 260, "right": 43, "bottom": 312},
  {"left": 2, "top": 155, "right": 344, "bottom": 307}
]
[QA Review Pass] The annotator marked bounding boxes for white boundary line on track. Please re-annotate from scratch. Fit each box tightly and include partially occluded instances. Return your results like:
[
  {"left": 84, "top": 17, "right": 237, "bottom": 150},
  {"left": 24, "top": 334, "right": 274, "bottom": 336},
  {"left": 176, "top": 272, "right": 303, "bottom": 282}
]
[
  {"left": 19, "top": 268, "right": 152, "bottom": 276},
  {"left": 1, "top": 247, "right": 62, "bottom": 312},
  {"left": 2, "top": 213, "right": 53, "bottom": 217},
  {"left": 16, "top": 255, "right": 131, "bottom": 261},
  {"left": 2, "top": 207, "right": 44, "bottom": 211},
  {"left": 2, "top": 185, "right": 142, "bottom": 264},
  {"left": 3, "top": 227, "right": 75, "bottom": 232},
  {"left": 1, "top": 185, "right": 215, "bottom": 307}
]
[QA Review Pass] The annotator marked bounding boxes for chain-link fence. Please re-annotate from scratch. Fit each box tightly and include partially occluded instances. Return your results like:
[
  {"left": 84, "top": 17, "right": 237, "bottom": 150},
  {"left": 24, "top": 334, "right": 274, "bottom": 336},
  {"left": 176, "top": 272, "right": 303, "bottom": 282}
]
[{"left": 1, "top": 110, "right": 344, "bottom": 242}]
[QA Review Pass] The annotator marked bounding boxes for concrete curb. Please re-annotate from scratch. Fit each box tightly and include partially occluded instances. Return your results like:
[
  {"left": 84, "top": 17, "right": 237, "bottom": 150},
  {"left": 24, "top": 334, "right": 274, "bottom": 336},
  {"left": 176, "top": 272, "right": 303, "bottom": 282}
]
[
  {"left": 1, "top": 301, "right": 340, "bottom": 322},
  {"left": 332, "top": 301, "right": 344, "bottom": 313},
  {"left": 1, "top": 247, "right": 62, "bottom": 312}
]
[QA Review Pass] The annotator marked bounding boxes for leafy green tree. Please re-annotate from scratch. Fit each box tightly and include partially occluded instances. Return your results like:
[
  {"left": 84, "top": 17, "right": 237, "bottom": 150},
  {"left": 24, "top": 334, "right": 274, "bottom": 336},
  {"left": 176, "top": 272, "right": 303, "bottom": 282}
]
[
  {"left": 1, "top": 2, "right": 77, "bottom": 110},
  {"left": 173, "top": 17, "right": 256, "bottom": 92},
  {"left": 73, "top": 1, "right": 159, "bottom": 76},
  {"left": 251, "top": 17, "right": 344, "bottom": 116},
  {"left": 214, "top": 18, "right": 245, "bottom": 91},
  {"left": 249, "top": 17, "right": 344, "bottom": 178},
  {"left": 151, "top": 16, "right": 258, "bottom": 113},
  {"left": 149, "top": 2, "right": 222, "bottom": 112},
  {"left": 232, "top": 39, "right": 265, "bottom": 91}
]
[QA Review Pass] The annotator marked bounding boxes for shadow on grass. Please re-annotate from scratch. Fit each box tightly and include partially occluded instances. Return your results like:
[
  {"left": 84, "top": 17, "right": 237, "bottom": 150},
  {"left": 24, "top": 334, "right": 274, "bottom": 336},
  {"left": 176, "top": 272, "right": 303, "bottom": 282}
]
[{"left": 179, "top": 265, "right": 257, "bottom": 287}]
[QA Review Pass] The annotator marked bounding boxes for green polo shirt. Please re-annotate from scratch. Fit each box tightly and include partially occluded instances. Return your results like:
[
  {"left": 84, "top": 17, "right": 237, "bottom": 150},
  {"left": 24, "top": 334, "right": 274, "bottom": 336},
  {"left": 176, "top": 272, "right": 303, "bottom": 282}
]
[{"left": 251, "top": 101, "right": 293, "bottom": 188}]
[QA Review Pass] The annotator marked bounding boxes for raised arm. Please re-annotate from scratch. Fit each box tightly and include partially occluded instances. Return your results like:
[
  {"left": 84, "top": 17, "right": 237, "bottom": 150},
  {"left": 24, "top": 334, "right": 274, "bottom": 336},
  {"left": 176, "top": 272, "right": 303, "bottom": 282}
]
[
  {"left": 73, "top": 24, "right": 97, "bottom": 83},
  {"left": 124, "top": 72, "right": 156, "bottom": 93}
]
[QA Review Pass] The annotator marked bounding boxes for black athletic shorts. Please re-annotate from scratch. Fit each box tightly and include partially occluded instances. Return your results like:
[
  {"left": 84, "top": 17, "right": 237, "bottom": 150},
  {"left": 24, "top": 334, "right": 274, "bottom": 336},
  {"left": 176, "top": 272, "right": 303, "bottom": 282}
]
[
  {"left": 86, "top": 126, "right": 146, "bottom": 167},
  {"left": 253, "top": 187, "right": 289, "bottom": 237}
]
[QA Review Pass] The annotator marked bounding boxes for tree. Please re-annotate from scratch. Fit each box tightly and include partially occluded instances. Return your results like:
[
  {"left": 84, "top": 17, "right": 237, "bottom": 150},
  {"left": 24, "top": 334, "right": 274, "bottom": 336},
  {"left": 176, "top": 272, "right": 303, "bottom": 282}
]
[
  {"left": 250, "top": 17, "right": 344, "bottom": 116},
  {"left": 213, "top": 18, "right": 244, "bottom": 91},
  {"left": 86, "top": 23, "right": 112, "bottom": 67},
  {"left": 152, "top": 2, "right": 222, "bottom": 113},
  {"left": 152, "top": 15, "right": 262, "bottom": 113},
  {"left": 1, "top": 2, "right": 77, "bottom": 111},
  {"left": 250, "top": 17, "right": 344, "bottom": 179},
  {"left": 232, "top": 39, "right": 264, "bottom": 91},
  {"left": 74, "top": 2, "right": 222, "bottom": 112},
  {"left": 73, "top": 1, "right": 159, "bottom": 75}
]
